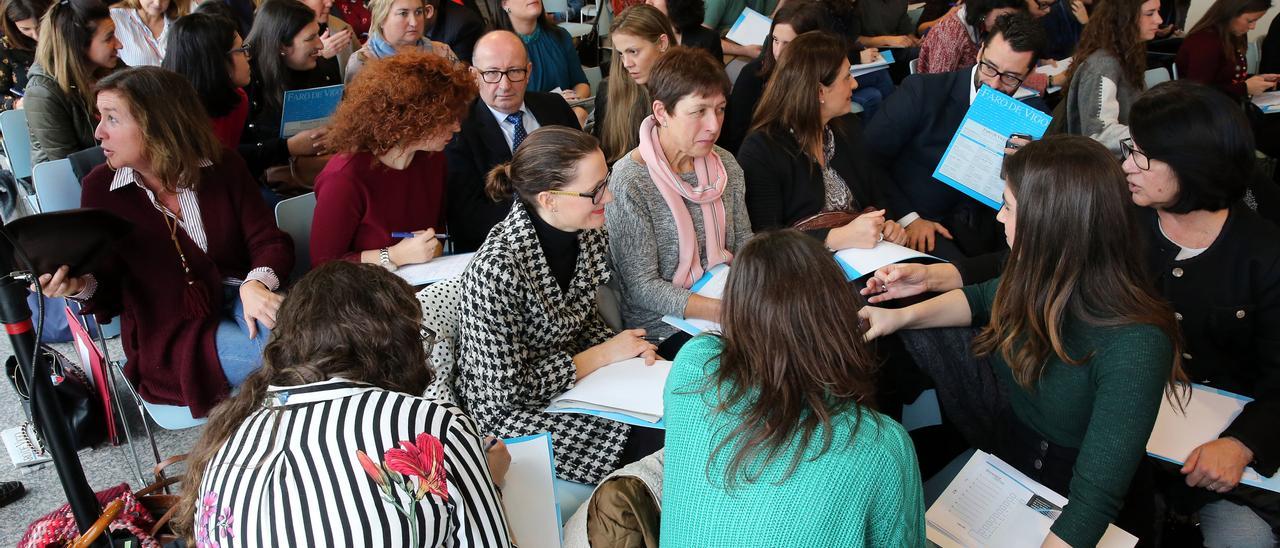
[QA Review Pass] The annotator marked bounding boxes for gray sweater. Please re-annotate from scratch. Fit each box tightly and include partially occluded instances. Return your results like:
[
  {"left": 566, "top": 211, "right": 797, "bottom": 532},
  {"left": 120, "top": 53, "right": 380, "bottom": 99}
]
[
  {"left": 604, "top": 146, "right": 753, "bottom": 339},
  {"left": 1063, "top": 50, "right": 1138, "bottom": 155}
]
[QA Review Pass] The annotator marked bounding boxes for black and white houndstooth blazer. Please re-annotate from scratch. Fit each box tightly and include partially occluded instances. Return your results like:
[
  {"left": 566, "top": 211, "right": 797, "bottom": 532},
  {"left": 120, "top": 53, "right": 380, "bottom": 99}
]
[{"left": 456, "top": 200, "right": 630, "bottom": 484}]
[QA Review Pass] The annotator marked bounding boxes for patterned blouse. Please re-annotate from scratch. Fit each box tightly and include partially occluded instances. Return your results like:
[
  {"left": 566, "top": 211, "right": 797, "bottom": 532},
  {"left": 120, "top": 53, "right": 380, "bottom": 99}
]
[
  {"left": 820, "top": 126, "right": 855, "bottom": 212},
  {"left": 0, "top": 35, "right": 33, "bottom": 111},
  {"left": 195, "top": 379, "right": 512, "bottom": 547}
]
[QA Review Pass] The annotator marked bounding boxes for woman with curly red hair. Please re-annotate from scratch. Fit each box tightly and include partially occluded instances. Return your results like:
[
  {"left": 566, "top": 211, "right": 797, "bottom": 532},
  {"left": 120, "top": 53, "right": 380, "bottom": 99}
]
[{"left": 310, "top": 50, "right": 477, "bottom": 269}]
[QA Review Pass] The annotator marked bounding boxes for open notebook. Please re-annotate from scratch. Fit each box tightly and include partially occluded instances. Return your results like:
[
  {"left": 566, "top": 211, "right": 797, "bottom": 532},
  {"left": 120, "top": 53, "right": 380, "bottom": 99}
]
[
  {"left": 395, "top": 252, "right": 475, "bottom": 286},
  {"left": 834, "top": 241, "right": 943, "bottom": 280},
  {"left": 546, "top": 358, "right": 671, "bottom": 428}
]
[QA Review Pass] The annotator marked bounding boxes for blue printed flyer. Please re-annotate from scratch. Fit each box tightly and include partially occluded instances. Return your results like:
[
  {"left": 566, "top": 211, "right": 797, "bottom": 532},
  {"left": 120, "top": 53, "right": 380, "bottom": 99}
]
[
  {"left": 279, "top": 84, "right": 344, "bottom": 138},
  {"left": 931, "top": 85, "right": 1052, "bottom": 210}
]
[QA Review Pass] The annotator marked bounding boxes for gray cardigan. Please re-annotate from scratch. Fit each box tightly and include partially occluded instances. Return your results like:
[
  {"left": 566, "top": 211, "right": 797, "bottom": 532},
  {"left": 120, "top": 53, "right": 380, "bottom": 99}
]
[
  {"left": 604, "top": 146, "right": 753, "bottom": 339},
  {"left": 1063, "top": 50, "right": 1139, "bottom": 155}
]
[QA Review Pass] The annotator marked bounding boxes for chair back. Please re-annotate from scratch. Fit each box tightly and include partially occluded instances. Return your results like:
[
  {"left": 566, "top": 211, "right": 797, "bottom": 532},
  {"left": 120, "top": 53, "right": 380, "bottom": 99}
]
[
  {"left": 274, "top": 191, "right": 316, "bottom": 284},
  {"left": 0, "top": 109, "right": 33, "bottom": 180},
  {"left": 1144, "top": 66, "right": 1171, "bottom": 88},
  {"left": 33, "top": 158, "right": 79, "bottom": 212}
]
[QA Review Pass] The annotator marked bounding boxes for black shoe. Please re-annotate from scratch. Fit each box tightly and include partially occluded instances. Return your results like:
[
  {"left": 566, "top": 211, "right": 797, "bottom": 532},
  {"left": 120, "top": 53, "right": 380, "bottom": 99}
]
[{"left": 0, "top": 481, "right": 24, "bottom": 507}]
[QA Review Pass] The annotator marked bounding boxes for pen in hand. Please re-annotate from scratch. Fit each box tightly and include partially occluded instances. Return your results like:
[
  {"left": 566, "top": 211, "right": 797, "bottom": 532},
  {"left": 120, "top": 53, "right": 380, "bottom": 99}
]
[{"left": 391, "top": 232, "right": 450, "bottom": 240}]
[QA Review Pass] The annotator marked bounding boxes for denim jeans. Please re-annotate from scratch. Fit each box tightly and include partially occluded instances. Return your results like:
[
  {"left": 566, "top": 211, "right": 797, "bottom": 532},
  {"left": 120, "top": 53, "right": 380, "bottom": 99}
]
[
  {"left": 1199, "top": 499, "right": 1278, "bottom": 547},
  {"left": 215, "top": 285, "right": 271, "bottom": 387}
]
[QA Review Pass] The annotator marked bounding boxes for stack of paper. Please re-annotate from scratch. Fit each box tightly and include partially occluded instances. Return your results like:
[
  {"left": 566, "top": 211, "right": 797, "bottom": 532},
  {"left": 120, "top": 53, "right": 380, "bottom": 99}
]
[
  {"left": 1147, "top": 384, "right": 1280, "bottom": 493},
  {"left": 934, "top": 86, "right": 1052, "bottom": 210},
  {"left": 725, "top": 7, "right": 771, "bottom": 47},
  {"left": 546, "top": 358, "right": 671, "bottom": 428},
  {"left": 661, "top": 263, "right": 729, "bottom": 335},
  {"left": 851, "top": 50, "right": 896, "bottom": 78},
  {"left": 927, "top": 450, "right": 1138, "bottom": 547},
  {"left": 834, "top": 241, "right": 940, "bottom": 280},
  {"left": 395, "top": 252, "right": 475, "bottom": 286},
  {"left": 503, "top": 433, "right": 564, "bottom": 548}
]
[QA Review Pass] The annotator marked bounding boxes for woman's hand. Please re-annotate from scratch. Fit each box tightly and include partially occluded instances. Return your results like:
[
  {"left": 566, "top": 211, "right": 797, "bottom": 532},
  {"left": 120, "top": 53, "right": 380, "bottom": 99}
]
[
  {"left": 860, "top": 263, "right": 931, "bottom": 303},
  {"left": 484, "top": 436, "right": 511, "bottom": 488},
  {"left": 319, "top": 26, "right": 355, "bottom": 59},
  {"left": 904, "top": 219, "right": 953, "bottom": 253},
  {"left": 857, "top": 305, "right": 909, "bottom": 340},
  {"left": 827, "top": 209, "right": 886, "bottom": 250},
  {"left": 286, "top": 127, "right": 331, "bottom": 157},
  {"left": 389, "top": 229, "right": 441, "bottom": 267},
  {"left": 858, "top": 48, "right": 882, "bottom": 64},
  {"left": 882, "top": 220, "right": 907, "bottom": 245},
  {"left": 575, "top": 329, "right": 658, "bottom": 379},
  {"left": 1070, "top": 0, "right": 1089, "bottom": 23},
  {"left": 1182, "top": 437, "right": 1254, "bottom": 493},
  {"left": 1247, "top": 74, "right": 1279, "bottom": 97},
  {"left": 35, "top": 265, "right": 87, "bottom": 298},
  {"left": 240, "top": 280, "right": 283, "bottom": 340}
]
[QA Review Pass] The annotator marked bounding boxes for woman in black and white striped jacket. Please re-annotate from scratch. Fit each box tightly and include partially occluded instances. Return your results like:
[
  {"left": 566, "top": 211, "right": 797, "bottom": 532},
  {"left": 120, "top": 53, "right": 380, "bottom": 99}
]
[{"left": 176, "top": 261, "right": 513, "bottom": 548}]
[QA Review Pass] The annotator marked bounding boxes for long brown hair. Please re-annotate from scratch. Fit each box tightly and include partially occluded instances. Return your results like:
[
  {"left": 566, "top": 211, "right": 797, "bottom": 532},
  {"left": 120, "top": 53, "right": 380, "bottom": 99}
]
[
  {"left": 94, "top": 67, "right": 223, "bottom": 192},
  {"left": 35, "top": 0, "right": 111, "bottom": 110},
  {"left": 756, "top": 0, "right": 831, "bottom": 78},
  {"left": 1188, "top": 0, "right": 1272, "bottom": 63},
  {"left": 706, "top": 229, "right": 879, "bottom": 488},
  {"left": 601, "top": 5, "right": 674, "bottom": 163},
  {"left": 174, "top": 262, "right": 432, "bottom": 540},
  {"left": 750, "top": 31, "right": 845, "bottom": 162},
  {"left": 1066, "top": 0, "right": 1150, "bottom": 88},
  {"left": 972, "top": 135, "right": 1184, "bottom": 396}
]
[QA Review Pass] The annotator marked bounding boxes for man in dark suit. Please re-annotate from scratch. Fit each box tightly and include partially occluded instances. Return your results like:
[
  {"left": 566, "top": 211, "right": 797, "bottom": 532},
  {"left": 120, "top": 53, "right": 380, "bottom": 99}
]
[
  {"left": 426, "top": 0, "right": 486, "bottom": 64},
  {"left": 865, "top": 12, "right": 1048, "bottom": 259},
  {"left": 446, "top": 30, "right": 581, "bottom": 252}
]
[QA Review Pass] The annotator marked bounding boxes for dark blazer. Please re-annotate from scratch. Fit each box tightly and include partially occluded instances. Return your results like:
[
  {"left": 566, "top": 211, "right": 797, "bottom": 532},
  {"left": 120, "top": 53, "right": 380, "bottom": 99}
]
[
  {"left": 737, "top": 114, "right": 906, "bottom": 242},
  {"left": 719, "top": 57, "right": 764, "bottom": 154},
  {"left": 428, "top": 0, "right": 486, "bottom": 63},
  {"left": 445, "top": 92, "right": 579, "bottom": 252},
  {"left": 680, "top": 25, "right": 723, "bottom": 63},
  {"left": 863, "top": 70, "right": 1048, "bottom": 221},
  {"left": 239, "top": 57, "right": 341, "bottom": 178},
  {"left": 1145, "top": 205, "right": 1280, "bottom": 476}
]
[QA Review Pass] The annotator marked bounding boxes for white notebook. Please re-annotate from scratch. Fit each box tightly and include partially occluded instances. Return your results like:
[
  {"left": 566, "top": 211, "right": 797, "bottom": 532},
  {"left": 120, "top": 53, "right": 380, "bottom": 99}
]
[
  {"left": 725, "top": 7, "right": 771, "bottom": 47},
  {"left": 661, "top": 263, "right": 729, "bottom": 335},
  {"left": 3, "top": 423, "right": 51, "bottom": 467},
  {"left": 833, "top": 241, "right": 941, "bottom": 280},
  {"left": 503, "top": 433, "right": 563, "bottom": 548},
  {"left": 546, "top": 358, "right": 671, "bottom": 427},
  {"left": 395, "top": 252, "right": 475, "bottom": 286}
]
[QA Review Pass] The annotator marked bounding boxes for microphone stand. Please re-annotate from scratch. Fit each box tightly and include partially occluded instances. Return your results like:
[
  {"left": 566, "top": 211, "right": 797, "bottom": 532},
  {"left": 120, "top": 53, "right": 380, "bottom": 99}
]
[{"left": 0, "top": 231, "right": 104, "bottom": 545}]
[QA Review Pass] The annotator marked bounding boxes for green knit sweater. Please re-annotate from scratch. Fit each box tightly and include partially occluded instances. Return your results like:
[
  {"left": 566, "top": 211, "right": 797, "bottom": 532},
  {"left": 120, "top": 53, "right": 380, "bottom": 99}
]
[
  {"left": 661, "top": 335, "right": 925, "bottom": 547},
  {"left": 963, "top": 277, "right": 1174, "bottom": 546}
]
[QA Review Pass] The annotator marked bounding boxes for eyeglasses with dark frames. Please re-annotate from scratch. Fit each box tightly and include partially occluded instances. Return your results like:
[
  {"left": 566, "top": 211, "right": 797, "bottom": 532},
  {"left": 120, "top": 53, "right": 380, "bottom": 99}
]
[
  {"left": 1119, "top": 138, "right": 1150, "bottom": 170},
  {"left": 227, "top": 45, "right": 252, "bottom": 59},
  {"left": 977, "top": 57, "right": 1027, "bottom": 88},
  {"left": 547, "top": 175, "right": 610, "bottom": 205},
  {"left": 478, "top": 68, "right": 529, "bottom": 84}
]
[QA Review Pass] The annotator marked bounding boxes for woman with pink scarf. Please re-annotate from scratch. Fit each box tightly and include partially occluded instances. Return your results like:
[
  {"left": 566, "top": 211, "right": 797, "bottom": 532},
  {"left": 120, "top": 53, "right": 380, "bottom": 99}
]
[{"left": 604, "top": 46, "right": 754, "bottom": 358}]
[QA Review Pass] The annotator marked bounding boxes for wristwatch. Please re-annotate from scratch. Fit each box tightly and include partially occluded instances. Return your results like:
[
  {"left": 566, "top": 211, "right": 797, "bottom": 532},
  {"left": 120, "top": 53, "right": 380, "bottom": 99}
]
[{"left": 379, "top": 248, "right": 397, "bottom": 271}]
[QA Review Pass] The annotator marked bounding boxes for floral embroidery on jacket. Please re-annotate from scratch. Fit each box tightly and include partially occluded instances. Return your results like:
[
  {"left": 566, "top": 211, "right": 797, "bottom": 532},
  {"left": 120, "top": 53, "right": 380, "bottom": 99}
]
[
  {"left": 357, "top": 432, "right": 449, "bottom": 546},
  {"left": 195, "top": 491, "right": 234, "bottom": 548}
]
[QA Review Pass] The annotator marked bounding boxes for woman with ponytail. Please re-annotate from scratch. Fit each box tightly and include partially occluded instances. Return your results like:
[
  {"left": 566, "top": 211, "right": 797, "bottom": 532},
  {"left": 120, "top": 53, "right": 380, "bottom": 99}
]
[
  {"left": 457, "top": 126, "right": 661, "bottom": 484},
  {"left": 604, "top": 46, "right": 751, "bottom": 358},
  {"left": 38, "top": 66, "right": 293, "bottom": 417},
  {"left": 176, "top": 261, "right": 512, "bottom": 547}
]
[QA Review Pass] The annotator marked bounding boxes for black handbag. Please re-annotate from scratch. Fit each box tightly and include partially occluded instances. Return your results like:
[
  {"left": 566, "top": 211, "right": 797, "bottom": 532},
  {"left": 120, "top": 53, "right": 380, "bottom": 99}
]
[{"left": 6, "top": 345, "right": 108, "bottom": 451}]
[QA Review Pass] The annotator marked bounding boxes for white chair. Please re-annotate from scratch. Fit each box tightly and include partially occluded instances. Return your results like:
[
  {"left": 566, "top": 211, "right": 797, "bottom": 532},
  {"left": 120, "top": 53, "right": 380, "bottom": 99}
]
[
  {"left": 725, "top": 57, "right": 748, "bottom": 89},
  {"left": 1248, "top": 38, "right": 1262, "bottom": 75},
  {"left": 1144, "top": 66, "right": 1171, "bottom": 88},
  {"left": 545, "top": 0, "right": 593, "bottom": 37},
  {"left": 417, "top": 278, "right": 465, "bottom": 405},
  {"left": 0, "top": 109, "right": 33, "bottom": 181},
  {"left": 584, "top": 65, "right": 603, "bottom": 96},
  {"left": 32, "top": 158, "right": 78, "bottom": 212},
  {"left": 580, "top": 2, "right": 597, "bottom": 22},
  {"left": 909, "top": 58, "right": 919, "bottom": 75},
  {"left": 274, "top": 192, "right": 316, "bottom": 284}
]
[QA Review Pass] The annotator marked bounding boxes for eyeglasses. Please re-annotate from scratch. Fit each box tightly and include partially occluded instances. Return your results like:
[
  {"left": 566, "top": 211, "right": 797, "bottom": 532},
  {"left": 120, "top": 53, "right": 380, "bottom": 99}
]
[
  {"left": 977, "top": 58, "right": 1027, "bottom": 88},
  {"left": 420, "top": 326, "right": 438, "bottom": 346},
  {"left": 1120, "top": 138, "right": 1150, "bottom": 170},
  {"left": 227, "top": 45, "right": 252, "bottom": 59},
  {"left": 478, "top": 68, "right": 529, "bottom": 83},
  {"left": 547, "top": 176, "right": 610, "bottom": 205}
]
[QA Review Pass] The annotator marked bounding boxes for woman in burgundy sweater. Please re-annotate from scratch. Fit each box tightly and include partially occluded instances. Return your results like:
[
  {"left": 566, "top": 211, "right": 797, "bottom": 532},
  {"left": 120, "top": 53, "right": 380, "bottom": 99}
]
[
  {"left": 310, "top": 50, "right": 476, "bottom": 269},
  {"left": 38, "top": 67, "right": 293, "bottom": 417},
  {"left": 1175, "top": 0, "right": 1278, "bottom": 99}
]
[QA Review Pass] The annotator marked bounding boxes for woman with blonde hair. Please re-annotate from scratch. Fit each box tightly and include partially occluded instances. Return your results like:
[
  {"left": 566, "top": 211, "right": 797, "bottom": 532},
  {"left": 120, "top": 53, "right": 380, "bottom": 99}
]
[
  {"left": 25, "top": 0, "right": 123, "bottom": 163},
  {"left": 110, "top": 0, "right": 186, "bottom": 66},
  {"left": 344, "top": 0, "right": 458, "bottom": 83},
  {"left": 594, "top": 4, "right": 674, "bottom": 163}
]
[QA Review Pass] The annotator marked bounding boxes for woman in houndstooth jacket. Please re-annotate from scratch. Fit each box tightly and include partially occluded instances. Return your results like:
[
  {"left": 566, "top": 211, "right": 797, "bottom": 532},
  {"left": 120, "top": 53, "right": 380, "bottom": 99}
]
[{"left": 456, "top": 127, "right": 662, "bottom": 484}]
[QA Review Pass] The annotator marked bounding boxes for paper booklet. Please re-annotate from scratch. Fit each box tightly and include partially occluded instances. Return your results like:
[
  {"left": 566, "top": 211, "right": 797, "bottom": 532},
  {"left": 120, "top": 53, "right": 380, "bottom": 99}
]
[
  {"left": 933, "top": 85, "right": 1052, "bottom": 210},
  {"left": 725, "top": 7, "right": 771, "bottom": 47},
  {"left": 1253, "top": 91, "right": 1280, "bottom": 114},
  {"left": 279, "top": 84, "right": 344, "bottom": 138},
  {"left": 834, "top": 241, "right": 943, "bottom": 281},
  {"left": 661, "top": 263, "right": 730, "bottom": 336},
  {"left": 395, "top": 252, "right": 475, "bottom": 286},
  {"left": 1146, "top": 384, "right": 1280, "bottom": 493},
  {"left": 850, "top": 50, "right": 896, "bottom": 78},
  {"left": 927, "top": 450, "right": 1138, "bottom": 548},
  {"left": 546, "top": 358, "right": 671, "bottom": 428},
  {"left": 503, "top": 433, "right": 563, "bottom": 548}
]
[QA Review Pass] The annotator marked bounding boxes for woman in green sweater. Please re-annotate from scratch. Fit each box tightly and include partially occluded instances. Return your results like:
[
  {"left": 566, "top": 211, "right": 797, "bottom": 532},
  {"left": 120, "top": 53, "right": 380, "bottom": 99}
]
[
  {"left": 861, "top": 135, "right": 1184, "bottom": 547},
  {"left": 663, "top": 229, "right": 925, "bottom": 547}
]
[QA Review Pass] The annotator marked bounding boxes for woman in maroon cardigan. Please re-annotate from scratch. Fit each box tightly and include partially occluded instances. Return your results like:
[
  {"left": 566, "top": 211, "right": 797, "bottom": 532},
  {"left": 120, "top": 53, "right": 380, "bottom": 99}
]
[
  {"left": 309, "top": 50, "right": 475, "bottom": 269},
  {"left": 1176, "top": 0, "right": 1278, "bottom": 99},
  {"left": 38, "top": 66, "right": 293, "bottom": 417}
]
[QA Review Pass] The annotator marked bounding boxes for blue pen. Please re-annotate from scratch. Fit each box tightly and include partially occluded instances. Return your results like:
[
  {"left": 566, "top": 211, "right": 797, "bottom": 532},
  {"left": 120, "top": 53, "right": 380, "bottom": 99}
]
[
  {"left": 9, "top": 88, "right": 22, "bottom": 98},
  {"left": 391, "top": 232, "right": 450, "bottom": 239}
]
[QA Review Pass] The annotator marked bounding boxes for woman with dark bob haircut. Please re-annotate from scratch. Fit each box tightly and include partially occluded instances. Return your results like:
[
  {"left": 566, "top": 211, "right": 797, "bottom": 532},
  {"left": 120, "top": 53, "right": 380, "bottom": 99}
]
[
  {"left": 1123, "top": 80, "right": 1280, "bottom": 547},
  {"left": 310, "top": 50, "right": 477, "bottom": 269},
  {"left": 176, "top": 261, "right": 513, "bottom": 546}
]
